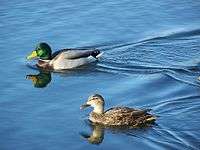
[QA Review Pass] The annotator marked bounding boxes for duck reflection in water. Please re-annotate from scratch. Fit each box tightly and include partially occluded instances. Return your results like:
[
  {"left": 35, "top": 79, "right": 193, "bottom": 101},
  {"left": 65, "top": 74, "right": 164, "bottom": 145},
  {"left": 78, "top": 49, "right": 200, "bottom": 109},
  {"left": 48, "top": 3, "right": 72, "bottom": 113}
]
[
  {"left": 26, "top": 70, "right": 51, "bottom": 88},
  {"left": 80, "top": 123, "right": 104, "bottom": 145},
  {"left": 80, "top": 121, "right": 156, "bottom": 145}
]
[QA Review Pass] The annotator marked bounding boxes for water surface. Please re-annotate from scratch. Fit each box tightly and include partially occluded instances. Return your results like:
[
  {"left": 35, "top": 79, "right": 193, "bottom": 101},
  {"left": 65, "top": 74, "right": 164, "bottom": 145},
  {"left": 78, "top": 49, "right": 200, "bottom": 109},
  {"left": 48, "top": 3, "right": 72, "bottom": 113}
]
[{"left": 1, "top": 0, "right": 200, "bottom": 150}]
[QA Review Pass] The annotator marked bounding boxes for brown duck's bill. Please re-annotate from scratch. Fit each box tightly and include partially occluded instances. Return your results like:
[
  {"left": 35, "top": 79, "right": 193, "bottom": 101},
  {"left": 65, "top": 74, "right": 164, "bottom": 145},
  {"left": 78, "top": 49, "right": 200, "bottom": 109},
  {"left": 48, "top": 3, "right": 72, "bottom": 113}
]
[{"left": 80, "top": 104, "right": 90, "bottom": 110}]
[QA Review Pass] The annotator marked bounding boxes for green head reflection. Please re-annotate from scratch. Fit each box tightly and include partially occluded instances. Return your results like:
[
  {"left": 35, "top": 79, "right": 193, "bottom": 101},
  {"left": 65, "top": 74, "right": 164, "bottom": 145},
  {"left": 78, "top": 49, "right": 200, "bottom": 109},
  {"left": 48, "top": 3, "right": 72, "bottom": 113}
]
[{"left": 26, "top": 70, "right": 51, "bottom": 88}]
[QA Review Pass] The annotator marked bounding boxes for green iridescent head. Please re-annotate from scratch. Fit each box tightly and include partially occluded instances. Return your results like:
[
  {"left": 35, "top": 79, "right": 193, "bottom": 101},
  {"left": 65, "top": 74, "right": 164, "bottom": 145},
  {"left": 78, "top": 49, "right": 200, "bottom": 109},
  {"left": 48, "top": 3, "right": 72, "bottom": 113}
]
[{"left": 27, "top": 43, "right": 52, "bottom": 60}]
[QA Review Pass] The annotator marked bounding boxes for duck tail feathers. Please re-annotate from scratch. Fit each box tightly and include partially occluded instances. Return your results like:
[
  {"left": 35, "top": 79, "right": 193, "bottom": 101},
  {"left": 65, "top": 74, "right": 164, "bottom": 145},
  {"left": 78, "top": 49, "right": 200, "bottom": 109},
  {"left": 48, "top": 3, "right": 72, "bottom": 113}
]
[
  {"left": 146, "top": 116, "right": 156, "bottom": 123},
  {"left": 91, "top": 50, "right": 103, "bottom": 58},
  {"left": 96, "top": 52, "right": 103, "bottom": 59},
  {"left": 145, "top": 108, "right": 152, "bottom": 112}
]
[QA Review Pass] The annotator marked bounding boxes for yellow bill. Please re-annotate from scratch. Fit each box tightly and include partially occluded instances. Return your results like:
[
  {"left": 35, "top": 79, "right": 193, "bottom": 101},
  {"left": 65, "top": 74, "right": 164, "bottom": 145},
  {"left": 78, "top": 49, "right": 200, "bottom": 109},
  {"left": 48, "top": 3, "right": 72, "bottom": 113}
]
[
  {"left": 26, "top": 75, "right": 38, "bottom": 85},
  {"left": 27, "top": 50, "right": 37, "bottom": 60},
  {"left": 26, "top": 75, "right": 38, "bottom": 83}
]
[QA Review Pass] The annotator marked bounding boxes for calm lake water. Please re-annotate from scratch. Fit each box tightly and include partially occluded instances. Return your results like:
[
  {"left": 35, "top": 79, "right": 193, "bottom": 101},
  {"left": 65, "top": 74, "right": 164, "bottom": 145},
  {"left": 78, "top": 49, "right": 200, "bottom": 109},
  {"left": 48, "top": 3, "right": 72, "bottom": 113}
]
[{"left": 1, "top": 0, "right": 200, "bottom": 149}]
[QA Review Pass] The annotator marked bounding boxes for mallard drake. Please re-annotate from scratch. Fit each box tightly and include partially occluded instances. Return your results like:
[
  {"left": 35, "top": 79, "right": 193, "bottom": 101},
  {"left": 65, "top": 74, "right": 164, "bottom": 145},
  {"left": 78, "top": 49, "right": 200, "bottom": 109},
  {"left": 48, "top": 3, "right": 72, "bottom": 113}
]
[
  {"left": 26, "top": 43, "right": 102, "bottom": 70},
  {"left": 80, "top": 94, "right": 156, "bottom": 127}
]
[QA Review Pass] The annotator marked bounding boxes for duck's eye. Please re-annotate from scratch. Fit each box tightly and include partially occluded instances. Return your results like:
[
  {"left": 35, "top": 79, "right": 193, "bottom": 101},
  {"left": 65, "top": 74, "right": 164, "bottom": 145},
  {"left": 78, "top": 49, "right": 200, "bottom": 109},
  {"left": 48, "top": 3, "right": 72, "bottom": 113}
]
[
  {"left": 88, "top": 97, "right": 97, "bottom": 101},
  {"left": 88, "top": 98, "right": 93, "bottom": 102}
]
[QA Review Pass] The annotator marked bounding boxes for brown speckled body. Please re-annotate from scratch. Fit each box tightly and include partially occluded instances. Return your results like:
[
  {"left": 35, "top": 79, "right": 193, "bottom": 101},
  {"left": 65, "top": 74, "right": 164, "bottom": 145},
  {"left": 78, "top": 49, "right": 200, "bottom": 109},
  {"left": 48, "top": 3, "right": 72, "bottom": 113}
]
[
  {"left": 89, "top": 107, "right": 155, "bottom": 127},
  {"left": 81, "top": 94, "right": 156, "bottom": 128}
]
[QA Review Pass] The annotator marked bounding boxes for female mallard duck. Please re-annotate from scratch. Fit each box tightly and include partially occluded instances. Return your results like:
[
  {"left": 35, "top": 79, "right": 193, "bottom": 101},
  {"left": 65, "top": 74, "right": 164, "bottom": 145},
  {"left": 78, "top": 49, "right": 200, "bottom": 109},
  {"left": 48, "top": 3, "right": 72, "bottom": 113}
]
[
  {"left": 26, "top": 42, "right": 102, "bottom": 70},
  {"left": 80, "top": 94, "right": 156, "bottom": 127}
]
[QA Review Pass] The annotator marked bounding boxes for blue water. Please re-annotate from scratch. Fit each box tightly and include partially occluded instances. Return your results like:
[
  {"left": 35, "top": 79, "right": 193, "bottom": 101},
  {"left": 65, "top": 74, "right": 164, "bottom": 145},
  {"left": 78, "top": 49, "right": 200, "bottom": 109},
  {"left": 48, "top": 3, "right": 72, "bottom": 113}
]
[{"left": 1, "top": 0, "right": 200, "bottom": 149}]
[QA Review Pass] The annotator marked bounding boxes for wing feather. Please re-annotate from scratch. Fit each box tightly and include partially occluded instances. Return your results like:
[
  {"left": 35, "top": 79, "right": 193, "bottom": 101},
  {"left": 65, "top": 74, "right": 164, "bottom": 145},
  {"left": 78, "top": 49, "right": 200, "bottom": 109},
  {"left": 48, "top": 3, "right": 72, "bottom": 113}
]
[
  {"left": 52, "top": 49, "right": 100, "bottom": 60},
  {"left": 105, "top": 107, "right": 149, "bottom": 117}
]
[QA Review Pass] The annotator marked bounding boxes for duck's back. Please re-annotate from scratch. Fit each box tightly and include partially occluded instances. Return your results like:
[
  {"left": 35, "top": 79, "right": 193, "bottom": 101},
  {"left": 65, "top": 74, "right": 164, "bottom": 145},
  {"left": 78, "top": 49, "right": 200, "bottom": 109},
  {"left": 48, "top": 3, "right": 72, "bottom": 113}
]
[
  {"left": 102, "top": 107, "right": 154, "bottom": 126},
  {"left": 52, "top": 49, "right": 100, "bottom": 59},
  {"left": 50, "top": 49, "right": 101, "bottom": 70}
]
